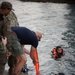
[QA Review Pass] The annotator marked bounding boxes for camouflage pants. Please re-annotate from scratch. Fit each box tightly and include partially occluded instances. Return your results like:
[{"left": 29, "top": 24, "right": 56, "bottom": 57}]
[{"left": 0, "top": 54, "right": 7, "bottom": 75}]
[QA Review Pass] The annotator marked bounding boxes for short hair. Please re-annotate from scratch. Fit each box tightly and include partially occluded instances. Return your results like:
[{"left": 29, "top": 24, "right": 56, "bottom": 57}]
[{"left": 56, "top": 46, "right": 62, "bottom": 50}]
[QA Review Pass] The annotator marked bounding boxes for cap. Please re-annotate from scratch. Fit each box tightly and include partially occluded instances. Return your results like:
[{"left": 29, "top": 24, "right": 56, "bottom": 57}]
[{"left": 0, "top": 1, "right": 13, "bottom": 10}]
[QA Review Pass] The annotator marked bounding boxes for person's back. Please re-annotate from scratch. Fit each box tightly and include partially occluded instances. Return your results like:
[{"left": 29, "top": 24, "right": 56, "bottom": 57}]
[{"left": 11, "top": 27, "right": 38, "bottom": 47}]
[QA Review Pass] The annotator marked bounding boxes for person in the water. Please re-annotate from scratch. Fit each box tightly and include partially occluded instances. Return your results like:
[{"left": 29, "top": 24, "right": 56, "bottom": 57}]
[{"left": 51, "top": 46, "right": 64, "bottom": 60}]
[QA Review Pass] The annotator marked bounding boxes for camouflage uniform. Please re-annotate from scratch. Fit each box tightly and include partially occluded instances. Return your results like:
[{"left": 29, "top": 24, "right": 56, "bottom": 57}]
[
  {"left": 0, "top": 2, "right": 26, "bottom": 75},
  {"left": 2, "top": 10, "right": 24, "bottom": 75},
  {"left": 2, "top": 10, "right": 20, "bottom": 52},
  {"left": 0, "top": 13, "right": 8, "bottom": 75},
  {"left": 3, "top": 11, "right": 19, "bottom": 28},
  {"left": 0, "top": 36, "right": 8, "bottom": 75},
  {"left": 3, "top": 10, "right": 19, "bottom": 52},
  {"left": 0, "top": 12, "right": 18, "bottom": 75}
]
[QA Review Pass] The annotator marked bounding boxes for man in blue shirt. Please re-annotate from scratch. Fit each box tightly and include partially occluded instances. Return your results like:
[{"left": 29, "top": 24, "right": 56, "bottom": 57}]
[
  {"left": 12, "top": 27, "right": 38, "bottom": 49},
  {"left": 12, "top": 27, "right": 42, "bottom": 53},
  {"left": 11, "top": 27, "right": 42, "bottom": 74}
]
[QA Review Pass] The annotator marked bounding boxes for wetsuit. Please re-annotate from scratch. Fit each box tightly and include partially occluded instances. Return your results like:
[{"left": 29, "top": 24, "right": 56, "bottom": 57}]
[{"left": 11, "top": 27, "right": 38, "bottom": 48}]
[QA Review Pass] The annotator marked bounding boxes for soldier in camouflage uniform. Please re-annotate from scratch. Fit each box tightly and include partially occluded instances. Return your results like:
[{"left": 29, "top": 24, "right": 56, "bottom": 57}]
[
  {"left": 0, "top": 9, "right": 8, "bottom": 75},
  {"left": 0, "top": 1, "right": 27, "bottom": 75},
  {"left": 0, "top": 2, "right": 18, "bottom": 75}
]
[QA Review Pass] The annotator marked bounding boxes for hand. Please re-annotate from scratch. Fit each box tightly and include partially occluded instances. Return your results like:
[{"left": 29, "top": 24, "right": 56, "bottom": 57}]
[
  {"left": 2, "top": 37, "right": 7, "bottom": 46},
  {"left": 6, "top": 52, "right": 12, "bottom": 57},
  {"left": 33, "top": 60, "right": 39, "bottom": 65}
]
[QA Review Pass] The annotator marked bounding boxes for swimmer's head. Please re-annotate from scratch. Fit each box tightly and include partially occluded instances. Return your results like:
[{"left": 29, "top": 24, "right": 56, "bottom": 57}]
[{"left": 56, "top": 46, "right": 63, "bottom": 54}]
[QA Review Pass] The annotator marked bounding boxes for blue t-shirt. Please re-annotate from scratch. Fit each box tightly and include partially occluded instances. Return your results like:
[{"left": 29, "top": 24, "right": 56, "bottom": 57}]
[{"left": 11, "top": 27, "right": 38, "bottom": 48}]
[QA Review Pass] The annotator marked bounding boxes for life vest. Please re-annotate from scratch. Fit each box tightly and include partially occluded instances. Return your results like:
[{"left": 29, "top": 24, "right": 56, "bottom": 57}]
[{"left": 52, "top": 48, "right": 58, "bottom": 59}]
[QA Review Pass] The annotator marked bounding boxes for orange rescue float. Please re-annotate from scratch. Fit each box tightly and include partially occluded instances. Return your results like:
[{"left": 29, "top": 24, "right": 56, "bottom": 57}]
[{"left": 34, "top": 50, "right": 40, "bottom": 75}]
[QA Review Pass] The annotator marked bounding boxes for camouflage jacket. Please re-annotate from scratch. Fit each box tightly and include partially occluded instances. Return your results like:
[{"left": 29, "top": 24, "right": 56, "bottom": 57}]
[
  {"left": 0, "top": 36, "right": 8, "bottom": 54},
  {"left": 0, "top": 14, "right": 8, "bottom": 54},
  {"left": 0, "top": 11, "right": 19, "bottom": 52},
  {"left": 2, "top": 11, "right": 19, "bottom": 36}
]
